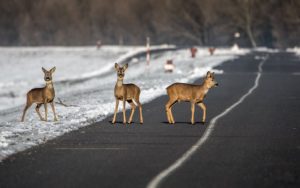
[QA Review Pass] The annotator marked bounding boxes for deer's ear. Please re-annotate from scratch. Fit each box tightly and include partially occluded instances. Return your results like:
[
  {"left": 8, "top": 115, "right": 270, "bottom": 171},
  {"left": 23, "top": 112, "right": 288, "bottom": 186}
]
[
  {"left": 124, "top": 63, "right": 128, "bottom": 70},
  {"left": 42, "top": 67, "right": 47, "bottom": 73},
  {"left": 212, "top": 72, "right": 215, "bottom": 78},
  {"left": 206, "top": 71, "right": 211, "bottom": 78},
  {"left": 50, "top": 66, "right": 56, "bottom": 73},
  {"left": 115, "top": 63, "right": 119, "bottom": 70}
]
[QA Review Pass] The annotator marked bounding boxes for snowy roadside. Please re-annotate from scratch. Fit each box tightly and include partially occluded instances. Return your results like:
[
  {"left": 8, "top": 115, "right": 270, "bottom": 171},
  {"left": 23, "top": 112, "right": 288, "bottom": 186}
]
[
  {"left": 0, "top": 46, "right": 249, "bottom": 161},
  {"left": 0, "top": 45, "right": 175, "bottom": 111},
  {"left": 287, "top": 47, "right": 300, "bottom": 55}
]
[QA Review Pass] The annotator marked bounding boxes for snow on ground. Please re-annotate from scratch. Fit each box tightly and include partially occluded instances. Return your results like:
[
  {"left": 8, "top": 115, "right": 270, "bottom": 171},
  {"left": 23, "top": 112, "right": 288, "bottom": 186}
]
[
  {"left": 253, "top": 47, "right": 280, "bottom": 53},
  {"left": 0, "top": 46, "right": 249, "bottom": 161},
  {"left": 287, "top": 47, "right": 300, "bottom": 55},
  {"left": 0, "top": 45, "right": 172, "bottom": 110}
]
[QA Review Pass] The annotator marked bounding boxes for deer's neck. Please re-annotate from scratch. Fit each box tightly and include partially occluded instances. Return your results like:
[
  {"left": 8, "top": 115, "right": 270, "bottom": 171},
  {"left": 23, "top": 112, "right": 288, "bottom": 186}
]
[
  {"left": 202, "top": 81, "right": 210, "bottom": 94},
  {"left": 45, "top": 81, "right": 54, "bottom": 90},
  {"left": 116, "top": 78, "right": 124, "bottom": 87}
]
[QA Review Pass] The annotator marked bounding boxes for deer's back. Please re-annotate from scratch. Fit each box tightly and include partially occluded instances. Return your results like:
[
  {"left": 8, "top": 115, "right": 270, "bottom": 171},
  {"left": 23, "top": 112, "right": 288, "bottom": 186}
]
[
  {"left": 166, "top": 83, "right": 202, "bottom": 101},
  {"left": 115, "top": 83, "right": 140, "bottom": 100},
  {"left": 27, "top": 87, "right": 55, "bottom": 103},
  {"left": 124, "top": 83, "right": 140, "bottom": 99}
]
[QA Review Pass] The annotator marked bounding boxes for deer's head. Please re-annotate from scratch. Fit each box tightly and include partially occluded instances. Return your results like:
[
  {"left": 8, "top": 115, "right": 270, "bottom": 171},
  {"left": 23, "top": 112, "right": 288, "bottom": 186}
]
[
  {"left": 114, "top": 63, "right": 128, "bottom": 79},
  {"left": 204, "top": 71, "right": 218, "bottom": 88},
  {"left": 42, "top": 67, "right": 56, "bottom": 82}
]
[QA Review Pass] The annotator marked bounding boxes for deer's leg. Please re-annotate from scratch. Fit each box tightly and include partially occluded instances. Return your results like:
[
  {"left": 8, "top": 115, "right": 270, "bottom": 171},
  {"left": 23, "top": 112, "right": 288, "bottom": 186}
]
[
  {"left": 134, "top": 96, "right": 143, "bottom": 124},
  {"left": 112, "top": 99, "right": 119, "bottom": 124},
  {"left": 50, "top": 102, "right": 58, "bottom": 121},
  {"left": 191, "top": 102, "right": 196, "bottom": 124},
  {"left": 165, "top": 103, "right": 171, "bottom": 124},
  {"left": 127, "top": 100, "right": 136, "bottom": 124},
  {"left": 35, "top": 104, "right": 45, "bottom": 121},
  {"left": 44, "top": 101, "right": 48, "bottom": 122},
  {"left": 165, "top": 101, "right": 172, "bottom": 124},
  {"left": 166, "top": 112, "right": 171, "bottom": 124},
  {"left": 169, "top": 105, "right": 175, "bottom": 124},
  {"left": 21, "top": 102, "right": 32, "bottom": 122},
  {"left": 197, "top": 102, "right": 206, "bottom": 123},
  {"left": 165, "top": 99, "right": 177, "bottom": 124},
  {"left": 122, "top": 99, "right": 126, "bottom": 124}
]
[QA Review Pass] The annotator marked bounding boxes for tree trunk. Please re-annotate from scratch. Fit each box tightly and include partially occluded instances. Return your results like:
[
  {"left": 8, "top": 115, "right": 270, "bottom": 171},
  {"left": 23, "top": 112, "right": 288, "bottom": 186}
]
[{"left": 246, "top": 24, "right": 257, "bottom": 48}]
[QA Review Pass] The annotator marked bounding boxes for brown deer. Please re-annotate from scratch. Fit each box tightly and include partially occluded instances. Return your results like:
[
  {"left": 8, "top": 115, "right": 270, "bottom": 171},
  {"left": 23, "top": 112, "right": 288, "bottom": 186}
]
[
  {"left": 112, "top": 63, "right": 143, "bottom": 124},
  {"left": 165, "top": 71, "right": 218, "bottom": 125},
  {"left": 21, "top": 67, "right": 58, "bottom": 122}
]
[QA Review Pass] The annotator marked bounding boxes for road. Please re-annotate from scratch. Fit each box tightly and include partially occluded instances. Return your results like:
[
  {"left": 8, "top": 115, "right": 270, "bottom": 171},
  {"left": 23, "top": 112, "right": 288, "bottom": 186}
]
[{"left": 0, "top": 51, "right": 299, "bottom": 188}]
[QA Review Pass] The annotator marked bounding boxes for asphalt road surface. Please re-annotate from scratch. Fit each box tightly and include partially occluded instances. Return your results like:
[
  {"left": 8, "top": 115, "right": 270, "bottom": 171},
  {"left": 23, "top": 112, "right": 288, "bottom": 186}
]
[{"left": 0, "top": 51, "right": 299, "bottom": 188}]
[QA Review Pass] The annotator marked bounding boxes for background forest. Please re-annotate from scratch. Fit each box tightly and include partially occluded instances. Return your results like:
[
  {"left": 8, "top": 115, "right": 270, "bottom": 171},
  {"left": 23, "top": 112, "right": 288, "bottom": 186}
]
[{"left": 0, "top": 0, "right": 299, "bottom": 48}]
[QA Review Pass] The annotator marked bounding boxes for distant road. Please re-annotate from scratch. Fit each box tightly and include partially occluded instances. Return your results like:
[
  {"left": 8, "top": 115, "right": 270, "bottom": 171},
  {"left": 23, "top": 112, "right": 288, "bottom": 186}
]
[{"left": 0, "top": 52, "right": 299, "bottom": 188}]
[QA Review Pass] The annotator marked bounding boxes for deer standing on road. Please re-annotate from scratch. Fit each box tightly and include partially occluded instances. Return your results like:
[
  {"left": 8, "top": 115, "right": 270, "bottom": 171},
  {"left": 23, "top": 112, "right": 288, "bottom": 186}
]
[
  {"left": 165, "top": 71, "right": 218, "bottom": 124},
  {"left": 112, "top": 63, "right": 143, "bottom": 124},
  {"left": 21, "top": 67, "right": 58, "bottom": 122}
]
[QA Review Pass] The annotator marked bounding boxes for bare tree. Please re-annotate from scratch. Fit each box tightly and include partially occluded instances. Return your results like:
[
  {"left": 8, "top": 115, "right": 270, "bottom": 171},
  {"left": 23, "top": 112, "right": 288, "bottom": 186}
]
[
  {"left": 219, "top": 0, "right": 263, "bottom": 47},
  {"left": 151, "top": 0, "right": 205, "bottom": 45},
  {"left": 270, "top": 0, "right": 300, "bottom": 48},
  {"left": 0, "top": 0, "right": 299, "bottom": 47}
]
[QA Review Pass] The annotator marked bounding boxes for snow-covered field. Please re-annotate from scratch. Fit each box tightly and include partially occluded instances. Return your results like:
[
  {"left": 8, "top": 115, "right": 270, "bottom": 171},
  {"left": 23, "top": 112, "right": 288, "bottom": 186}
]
[
  {"left": 0, "top": 45, "right": 249, "bottom": 161},
  {"left": 287, "top": 47, "right": 300, "bottom": 55}
]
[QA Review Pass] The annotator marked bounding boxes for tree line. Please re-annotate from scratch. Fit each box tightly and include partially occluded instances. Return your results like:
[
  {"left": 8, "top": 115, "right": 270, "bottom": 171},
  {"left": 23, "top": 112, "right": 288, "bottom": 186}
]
[{"left": 0, "top": 0, "right": 299, "bottom": 48}]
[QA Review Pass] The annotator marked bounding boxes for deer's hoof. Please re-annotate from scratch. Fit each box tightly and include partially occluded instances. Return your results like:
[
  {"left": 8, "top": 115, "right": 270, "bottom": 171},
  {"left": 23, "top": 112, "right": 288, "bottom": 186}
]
[
  {"left": 54, "top": 118, "right": 58, "bottom": 122},
  {"left": 123, "top": 121, "right": 127, "bottom": 124},
  {"left": 201, "top": 121, "right": 206, "bottom": 125},
  {"left": 127, "top": 121, "right": 132, "bottom": 124}
]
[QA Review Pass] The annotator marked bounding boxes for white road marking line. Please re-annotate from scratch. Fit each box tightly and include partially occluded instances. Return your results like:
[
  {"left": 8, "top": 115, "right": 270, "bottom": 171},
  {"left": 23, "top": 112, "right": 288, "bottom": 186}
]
[
  {"left": 147, "top": 55, "right": 268, "bottom": 188},
  {"left": 55, "top": 147, "right": 126, "bottom": 150}
]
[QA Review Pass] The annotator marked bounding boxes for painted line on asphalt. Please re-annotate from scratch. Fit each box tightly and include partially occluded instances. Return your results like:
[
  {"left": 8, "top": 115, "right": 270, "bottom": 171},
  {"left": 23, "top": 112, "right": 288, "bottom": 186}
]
[{"left": 147, "top": 55, "right": 268, "bottom": 188}]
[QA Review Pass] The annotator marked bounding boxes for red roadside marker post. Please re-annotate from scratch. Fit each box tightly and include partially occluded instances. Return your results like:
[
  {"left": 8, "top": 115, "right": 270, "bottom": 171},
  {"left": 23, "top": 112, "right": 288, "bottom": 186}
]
[
  {"left": 190, "top": 47, "right": 197, "bottom": 58},
  {"left": 96, "top": 40, "right": 102, "bottom": 50},
  {"left": 164, "top": 59, "right": 174, "bottom": 73},
  {"left": 146, "top": 37, "right": 150, "bottom": 66},
  {"left": 208, "top": 47, "right": 216, "bottom": 55}
]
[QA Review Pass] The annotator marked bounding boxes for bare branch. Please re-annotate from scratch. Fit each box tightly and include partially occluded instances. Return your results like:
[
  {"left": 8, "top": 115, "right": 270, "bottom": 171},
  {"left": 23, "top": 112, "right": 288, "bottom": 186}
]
[{"left": 55, "top": 98, "right": 78, "bottom": 107}]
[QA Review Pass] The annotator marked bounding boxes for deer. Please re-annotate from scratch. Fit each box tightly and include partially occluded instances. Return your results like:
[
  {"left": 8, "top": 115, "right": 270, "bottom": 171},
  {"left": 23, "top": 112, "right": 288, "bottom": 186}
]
[
  {"left": 112, "top": 63, "right": 143, "bottom": 124},
  {"left": 165, "top": 71, "right": 218, "bottom": 125},
  {"left": 21, "top": 67, "right": 58, "bottom": 122}
]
